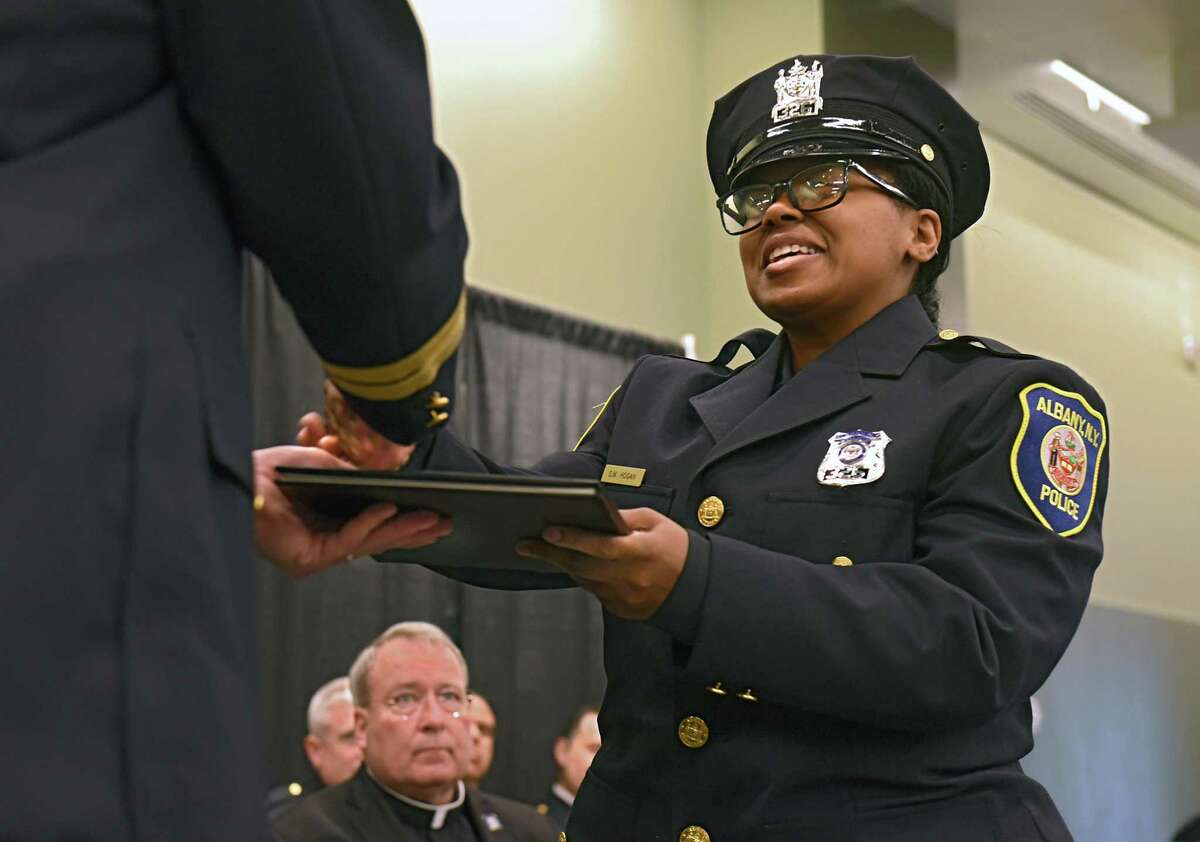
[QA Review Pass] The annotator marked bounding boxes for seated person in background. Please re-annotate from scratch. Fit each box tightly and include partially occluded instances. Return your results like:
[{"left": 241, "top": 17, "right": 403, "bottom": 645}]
[
  {"left": 537, "top": 707, "right": 600, "bottom": 831},
  {"left": 271, "top": 622, "right": 554, "bottom": 842},
  {"left": 266, "top": 677, "right": 362, "bottom": 819},
  {"left": 306, "top": 677, "right": 364, "bottom": 788},
  {"left": 463, "top": 692, "right": 497, "bottom": 787}
]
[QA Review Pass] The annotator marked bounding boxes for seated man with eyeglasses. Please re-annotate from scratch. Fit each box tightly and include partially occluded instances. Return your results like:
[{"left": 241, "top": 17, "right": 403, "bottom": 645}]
[{"left": 272, "top": 622, "right": 555, "bottom": 842}]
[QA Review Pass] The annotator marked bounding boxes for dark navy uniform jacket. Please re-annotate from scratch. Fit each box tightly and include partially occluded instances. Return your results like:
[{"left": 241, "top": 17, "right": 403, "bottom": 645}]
[
  {"left": 412, "top": 295, "right": 1109, "bottom": 842},
  {"left": 1, "top": 2, "right": 464, "bottom": 839}
]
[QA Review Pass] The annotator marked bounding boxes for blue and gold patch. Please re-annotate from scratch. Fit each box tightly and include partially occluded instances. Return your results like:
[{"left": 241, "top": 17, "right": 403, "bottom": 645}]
[{"left": 1010, "top": 383, "right": 1106, "bottom": 536}]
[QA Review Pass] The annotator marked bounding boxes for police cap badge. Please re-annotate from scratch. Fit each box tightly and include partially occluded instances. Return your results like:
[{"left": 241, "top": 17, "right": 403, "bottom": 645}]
[{"left": 706, "top": 54, "right": 989, "bottom": 238}]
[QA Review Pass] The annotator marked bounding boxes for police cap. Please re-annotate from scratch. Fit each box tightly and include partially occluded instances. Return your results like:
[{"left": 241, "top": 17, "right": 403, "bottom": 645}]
[{"left": 706, "top": 54, "right": 989, "bottom": 238}]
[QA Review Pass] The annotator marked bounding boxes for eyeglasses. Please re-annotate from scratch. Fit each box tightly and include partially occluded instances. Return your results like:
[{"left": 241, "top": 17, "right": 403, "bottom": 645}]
[
  {"left": 716, "top": 159, "right": 917, "bottom": 235},
  {"left": 381, "top": 688, "right": 468, "bottom": 720}
]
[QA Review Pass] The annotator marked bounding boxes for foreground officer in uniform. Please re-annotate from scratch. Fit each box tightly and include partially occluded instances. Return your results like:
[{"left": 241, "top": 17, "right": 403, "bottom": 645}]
[
  {"left": 303, "top": 54, "right": 1109, "bottom": 841},
  {"left": 1, "top": 2, "right": 462, "bottom": 839}
]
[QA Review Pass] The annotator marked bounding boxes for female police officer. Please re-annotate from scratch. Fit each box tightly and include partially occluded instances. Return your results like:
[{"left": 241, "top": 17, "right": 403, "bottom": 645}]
[{"left": 303, "top": 54, "right": 1108, "bottom": 842}]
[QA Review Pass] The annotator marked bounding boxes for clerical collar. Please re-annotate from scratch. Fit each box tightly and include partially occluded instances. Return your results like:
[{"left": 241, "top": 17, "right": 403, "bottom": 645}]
[
  {"left": 551, "top": 782, "right": 575, "bottom": 807},
  {"left": 366, "top": 767, "right": 466, "bottom": 830}
]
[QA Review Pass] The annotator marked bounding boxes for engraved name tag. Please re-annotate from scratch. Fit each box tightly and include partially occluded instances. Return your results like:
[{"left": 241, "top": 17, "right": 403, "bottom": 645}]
[{"left": 602, "top": 464, "right": 646, "bottom": 487}]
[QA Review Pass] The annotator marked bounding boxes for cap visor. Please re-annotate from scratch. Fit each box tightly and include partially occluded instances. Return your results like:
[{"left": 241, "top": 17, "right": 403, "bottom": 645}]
[{"left": 734, "top": 137, "right": 909, "bottom": 186}]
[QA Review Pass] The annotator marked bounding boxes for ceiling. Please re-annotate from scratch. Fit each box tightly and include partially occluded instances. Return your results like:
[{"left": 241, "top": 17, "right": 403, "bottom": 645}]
[{"left": 838, "top": 0, "right": 1200, "bottom": 245}]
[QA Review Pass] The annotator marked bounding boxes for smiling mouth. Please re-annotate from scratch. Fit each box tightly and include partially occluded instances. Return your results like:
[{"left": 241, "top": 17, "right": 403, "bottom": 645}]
[{"left": 764, "top": 243, "right": 824, "bottom": 269}]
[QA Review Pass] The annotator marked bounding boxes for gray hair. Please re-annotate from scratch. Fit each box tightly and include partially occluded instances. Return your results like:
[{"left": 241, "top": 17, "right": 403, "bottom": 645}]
[
  {"left": 306, "top": 676, "right": 354, "bottom": 736},
  {"left": 348, "top": 621, "right": 469, "bottom": 708}
]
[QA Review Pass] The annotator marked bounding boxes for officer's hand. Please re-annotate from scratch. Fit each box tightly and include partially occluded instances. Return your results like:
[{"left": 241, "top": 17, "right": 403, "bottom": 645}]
[
  {"left": 295, "top": 380, "right": 415, "bottom": 471},
  {"left": 516, "top": 508, "right": 689, "bottom": 620},
  {"left": 253, "top": 445, "right": 451, "bottom": 579}
]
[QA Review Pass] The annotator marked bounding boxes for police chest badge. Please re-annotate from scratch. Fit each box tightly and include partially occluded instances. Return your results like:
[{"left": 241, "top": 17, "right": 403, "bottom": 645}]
[
  {"left": 817, "top": 430, "right": 891, "bottom": 487},
  {"left": 1011, "top": 383, "right": 1107, "bottom": 537}
]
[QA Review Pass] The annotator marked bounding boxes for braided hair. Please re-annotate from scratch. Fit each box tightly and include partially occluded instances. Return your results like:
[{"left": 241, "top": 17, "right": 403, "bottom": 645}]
[{"left": 888, "top": 163, "right": 953, "bottom": 326}]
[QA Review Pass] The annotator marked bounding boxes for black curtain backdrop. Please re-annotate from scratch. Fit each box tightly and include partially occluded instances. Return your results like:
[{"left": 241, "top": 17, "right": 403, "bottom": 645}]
[{"left": 245, "top": 256, "right": 682, "bottom": 803}]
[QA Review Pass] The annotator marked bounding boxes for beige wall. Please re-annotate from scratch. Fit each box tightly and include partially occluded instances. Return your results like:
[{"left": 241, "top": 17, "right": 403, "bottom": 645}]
[
  {"left": 411, "top": 0, "right": 708, "bottom": 346},
  {"left": 411, "top": 0, "right": 823, "bottom": 358},
  {"left": 697, "top": 0, "right": 824, "bottom": 358},
  {"left": 965, "top": 133, "right": 1200, "bottom": 624},
  {"left": 411, "top": 3, "right": 1198, "bottom": 622}
]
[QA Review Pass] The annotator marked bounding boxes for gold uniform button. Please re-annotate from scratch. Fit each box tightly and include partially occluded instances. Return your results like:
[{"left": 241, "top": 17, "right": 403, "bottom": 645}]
[
  {"left": 736, "top": 688, "right": 758, "bottom": 703},
  {"left": 832, "top": 555, "right": 854, "bottom": 567},
  {"left": 677, "top": 715, "right": 710, "bottom": 749},
  {"left": 287, "top": 782, "right": 303, "bottom": 797},
  {"left": 706, "top": 681, "right": 727, "bottom": 696},
  {"left": 426, "top": 391, "right": 451, "bottom": 410},
  {"left": 921, "top": 143, "right": 936, "bottom": 161},
  {"left": 938, "top": 328, "right": 960, "bottom": 341},
  {"left": 680, "top": 826, "right": 710, "bottom": 842},
  {"left": 697, "top": 496, "right": 725, "bottom": 528},
  {"left": 426, "top": 409, "right": 450, "bottom": 428}
]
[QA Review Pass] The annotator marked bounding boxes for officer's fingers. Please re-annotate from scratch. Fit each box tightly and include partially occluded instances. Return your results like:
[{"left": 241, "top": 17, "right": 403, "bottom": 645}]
[
  {"left": 317, "top": 435, "right": 346, "bottom": 458},
  {"left": 328, "top": 503, "right": 402, "bottom": 552},
  {"left": 616, "top": 507, "right": 666, "bottom": 532},
  {"left": 297, "top": 412, "right": 328, "bottom": 446},
  {"left": 516, "top": 539, "right": 598, "bottom": 572},
  {"left": 254, "top": 444, "right": 353, "bottom": 474},
  {"left": 321, "top": 506, "right": 441, "bottom": 568},
  {"left": 323, "top": 379, "right": 344, "bottom": 407},
  {"left": 541, "top": 526, "right": 622, "bottom": 561},
  {"left": 357, "top": 513, "right": 452, "bottom": 556}
]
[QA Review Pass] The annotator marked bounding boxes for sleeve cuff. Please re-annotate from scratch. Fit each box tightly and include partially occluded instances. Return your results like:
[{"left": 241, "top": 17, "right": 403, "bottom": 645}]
[
  {"left": 647, "top": 529, "right": 711, "bottom": 645},
  {"left": 402, "top": 432, "right": 439, "bottom": 472}
]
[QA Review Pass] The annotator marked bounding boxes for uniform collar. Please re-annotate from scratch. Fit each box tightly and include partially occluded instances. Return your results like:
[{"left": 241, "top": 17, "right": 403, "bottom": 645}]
[
  {"left": 846, "top": 294, "right": 938, "bottom": 377},
  {"left": 774, "top": 293, "right": 936, "bottom": 377},
  {"left": 551, "top": 782, "right": 576, "bottom": 806},
  {"left": 688, "top": 295, "right": 935, "bottom": 469}
]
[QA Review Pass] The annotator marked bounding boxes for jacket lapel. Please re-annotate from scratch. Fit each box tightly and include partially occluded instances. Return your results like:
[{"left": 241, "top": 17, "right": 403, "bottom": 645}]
[
  {"left": 689, "top": 332, "right": 784, "bottom": 445},
  {"left": 691, "top": 295, "right": 936, "bottom": 476},
  {"left": 465, "top": 790, "right": 513, "bottom": 841},
  {"left": 694, "top": 341, "right": 867, "bottom": 476},
  {"left": 345, "top": 771, "right": 419, "bottom": 841}
]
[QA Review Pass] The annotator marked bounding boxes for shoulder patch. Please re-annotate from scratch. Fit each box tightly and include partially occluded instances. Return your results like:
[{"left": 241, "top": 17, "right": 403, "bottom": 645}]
[{"left": 1010, "top": 382, "right": 1107, "bottom": 536}]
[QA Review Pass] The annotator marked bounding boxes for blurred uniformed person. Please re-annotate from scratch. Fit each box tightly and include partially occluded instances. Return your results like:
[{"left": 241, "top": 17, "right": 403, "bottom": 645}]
[
  {"left": 536, "top": 706, "right": 601, "bottom": 832},
  {"left": 304, "top": 54, "right": 1109, "bottom": 841},
  {"left": 1, "top": 2, "right": 461, "bottom": 839},
  {"left": 305, "top": 677, "right": 366, "bottom": 789},
  {"left": 464, "top": 692, "right": 499, "bottom": 786}
]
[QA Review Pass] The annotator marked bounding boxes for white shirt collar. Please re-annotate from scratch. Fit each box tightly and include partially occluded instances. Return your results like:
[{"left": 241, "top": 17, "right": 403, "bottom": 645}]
[
  {"left": 366, "top": 767, "right": 466, "bottom": 830},
  {"left": 551, "top": 782, "right": 576, "bottom": 807}
]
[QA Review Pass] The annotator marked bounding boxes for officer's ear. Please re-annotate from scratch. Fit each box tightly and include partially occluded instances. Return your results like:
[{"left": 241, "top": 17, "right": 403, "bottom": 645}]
[
  {"left": 354, "top": 706, "right": 369, "bottom": 750},
  {"left": 553, "top": 735, "right": 571, "bottom": 768},
  {"left": 906, "top": 207, "right": 941, "bottom": 265}
]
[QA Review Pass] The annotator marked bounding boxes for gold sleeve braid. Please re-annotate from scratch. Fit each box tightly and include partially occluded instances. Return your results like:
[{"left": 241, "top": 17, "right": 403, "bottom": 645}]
[
  {"left": 573, "top": 385, "right": 621, "bottom": 452},
  {"left": 321, "top": 290, "right": 466, "bottom": 402}
]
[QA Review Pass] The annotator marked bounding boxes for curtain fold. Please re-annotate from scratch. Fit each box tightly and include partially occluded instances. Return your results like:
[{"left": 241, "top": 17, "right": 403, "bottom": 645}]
[{"left": 246, "top": 257, "right": 682, "bottom": 802}]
